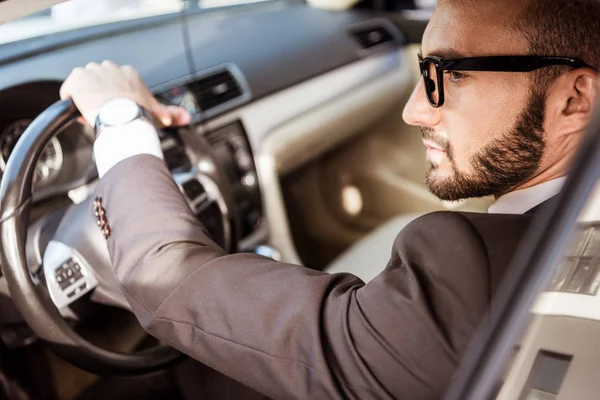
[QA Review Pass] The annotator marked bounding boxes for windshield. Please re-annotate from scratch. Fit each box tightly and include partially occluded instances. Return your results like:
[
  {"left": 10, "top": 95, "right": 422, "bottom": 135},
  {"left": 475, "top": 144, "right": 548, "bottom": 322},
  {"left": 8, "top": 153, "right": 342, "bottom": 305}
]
[{"left": 0, "top": 0, "right": 271, "bottom": 46}]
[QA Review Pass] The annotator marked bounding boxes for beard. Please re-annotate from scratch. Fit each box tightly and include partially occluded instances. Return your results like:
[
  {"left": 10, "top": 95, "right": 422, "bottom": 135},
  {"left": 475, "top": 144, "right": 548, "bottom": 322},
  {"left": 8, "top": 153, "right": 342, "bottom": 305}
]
[{"left": 423, "top": 89, "right": 547, "bottom": 201}]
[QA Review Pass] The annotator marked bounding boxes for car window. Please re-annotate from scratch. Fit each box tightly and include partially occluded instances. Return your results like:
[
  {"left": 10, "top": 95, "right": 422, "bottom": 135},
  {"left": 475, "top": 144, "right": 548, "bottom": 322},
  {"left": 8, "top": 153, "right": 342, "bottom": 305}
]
[
  {"left": 0, "top": 0, "right": 182, "bottom": 46},
  {"left": 391, "top": 0, "right": 437, "bottom": 20},
  {"left": 199, "top": 0, "right": 276, "bottom": 8},
  {"left": 0, "top": 0, "right": 277, "bottom": 46},
  {"left": 494, "top": 192, "right": 600, "bottom": 400},
  {"left": 548, "top": 221, "right": 600, "bottom": 296}
]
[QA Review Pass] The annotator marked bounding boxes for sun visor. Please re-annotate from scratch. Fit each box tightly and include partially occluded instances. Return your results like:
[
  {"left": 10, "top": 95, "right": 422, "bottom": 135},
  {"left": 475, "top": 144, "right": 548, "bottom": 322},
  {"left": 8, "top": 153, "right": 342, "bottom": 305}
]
[{"left": 0, "top": 0, "right": 68, "bottom": 24}]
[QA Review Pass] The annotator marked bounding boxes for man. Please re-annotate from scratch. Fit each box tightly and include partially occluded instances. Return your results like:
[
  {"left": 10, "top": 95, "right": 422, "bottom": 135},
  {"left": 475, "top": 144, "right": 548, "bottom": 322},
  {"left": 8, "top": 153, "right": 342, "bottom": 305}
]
[{"left": 60, "top": 0, "right": 598, "bottom": 398}]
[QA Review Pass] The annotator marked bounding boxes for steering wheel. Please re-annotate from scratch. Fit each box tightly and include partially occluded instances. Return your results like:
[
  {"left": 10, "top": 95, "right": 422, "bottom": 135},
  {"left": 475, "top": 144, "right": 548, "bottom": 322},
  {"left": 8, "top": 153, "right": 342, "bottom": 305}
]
[{"left": 0, "top": 100, "right": 183, "bottom": 375}]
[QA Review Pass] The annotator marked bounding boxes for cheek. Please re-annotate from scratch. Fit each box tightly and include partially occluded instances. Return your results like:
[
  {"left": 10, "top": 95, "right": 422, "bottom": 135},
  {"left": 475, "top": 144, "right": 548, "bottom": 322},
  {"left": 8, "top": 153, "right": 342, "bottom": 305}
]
[
  {"left": 443, "top": 108, "right": 495, "bottom": 172},
  {"left": 442, "top": 76, "right": 529, "bottom": 171}
]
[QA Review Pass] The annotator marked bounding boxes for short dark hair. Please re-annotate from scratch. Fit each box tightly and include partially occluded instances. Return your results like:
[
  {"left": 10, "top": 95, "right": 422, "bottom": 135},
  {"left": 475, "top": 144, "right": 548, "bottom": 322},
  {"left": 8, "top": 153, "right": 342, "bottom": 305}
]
[{"left": 514, "top": 0, "right": 600, "bottom": 89}]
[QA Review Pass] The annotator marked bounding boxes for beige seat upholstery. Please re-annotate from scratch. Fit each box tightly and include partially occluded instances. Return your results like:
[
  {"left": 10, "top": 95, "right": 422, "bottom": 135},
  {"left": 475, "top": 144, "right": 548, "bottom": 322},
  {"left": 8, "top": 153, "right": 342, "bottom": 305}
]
[{"left": 324, "top": 213, "right": 423, "bottom": 282}]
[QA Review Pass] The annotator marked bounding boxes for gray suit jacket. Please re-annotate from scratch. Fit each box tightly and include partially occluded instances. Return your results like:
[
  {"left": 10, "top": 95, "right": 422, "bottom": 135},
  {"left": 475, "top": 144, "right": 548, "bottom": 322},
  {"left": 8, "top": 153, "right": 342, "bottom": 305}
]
[{"left": 93, "top": 155, "right": 535, "bottom": 400}]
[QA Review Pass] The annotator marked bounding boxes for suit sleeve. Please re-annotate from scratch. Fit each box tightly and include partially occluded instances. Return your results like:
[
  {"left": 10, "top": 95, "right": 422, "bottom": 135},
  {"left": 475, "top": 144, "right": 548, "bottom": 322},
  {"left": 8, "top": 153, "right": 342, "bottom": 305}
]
[{"left": 94, "top": 155, "right": 492, "bottom": 400}]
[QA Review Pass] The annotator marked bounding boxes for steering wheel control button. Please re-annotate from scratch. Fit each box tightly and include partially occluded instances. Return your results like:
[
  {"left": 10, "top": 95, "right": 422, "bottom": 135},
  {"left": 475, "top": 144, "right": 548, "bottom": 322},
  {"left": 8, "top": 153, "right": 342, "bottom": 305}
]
[
  {"left": 54, "top": 259, "right": 86, "bottom": 291},
  {"left": 67, "top": 283, "right": 88, "bottom": 299},
  {"left": 43, "top": 241, "right": 99, "bottom": 309}
]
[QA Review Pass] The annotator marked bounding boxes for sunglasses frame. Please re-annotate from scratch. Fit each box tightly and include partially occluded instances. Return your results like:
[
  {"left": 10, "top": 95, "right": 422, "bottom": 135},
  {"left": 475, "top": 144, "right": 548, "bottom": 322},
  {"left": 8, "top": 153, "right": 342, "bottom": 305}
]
[{"left": 418, "top": 55, "right": 597, "bottom": 108}]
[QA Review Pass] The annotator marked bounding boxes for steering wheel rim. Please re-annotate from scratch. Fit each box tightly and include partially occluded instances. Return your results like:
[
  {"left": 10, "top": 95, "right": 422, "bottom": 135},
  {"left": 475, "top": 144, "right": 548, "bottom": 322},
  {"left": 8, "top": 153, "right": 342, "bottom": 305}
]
[{"left": 0, "top": 99, "right": 183, "bottom": 375}]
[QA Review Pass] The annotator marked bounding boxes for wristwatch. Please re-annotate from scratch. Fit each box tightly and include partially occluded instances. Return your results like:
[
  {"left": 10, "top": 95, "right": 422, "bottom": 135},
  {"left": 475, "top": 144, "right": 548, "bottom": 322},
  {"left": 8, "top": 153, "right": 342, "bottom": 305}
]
[{"left": 94, "top": 98, "right": 154, "bottom": 138}]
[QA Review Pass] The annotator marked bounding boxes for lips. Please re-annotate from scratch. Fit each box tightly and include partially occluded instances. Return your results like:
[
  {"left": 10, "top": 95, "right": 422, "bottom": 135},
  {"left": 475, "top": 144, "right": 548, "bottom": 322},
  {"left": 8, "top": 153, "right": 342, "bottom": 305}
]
[{"left": 423, "top": 140, "right": 446, "bottom": 152}]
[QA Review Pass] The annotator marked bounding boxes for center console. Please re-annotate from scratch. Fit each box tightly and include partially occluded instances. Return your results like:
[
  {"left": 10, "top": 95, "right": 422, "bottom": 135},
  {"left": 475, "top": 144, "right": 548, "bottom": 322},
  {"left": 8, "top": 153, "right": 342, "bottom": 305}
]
[{"left": 204, "top": 121, "right": 262, "bottom": 240}]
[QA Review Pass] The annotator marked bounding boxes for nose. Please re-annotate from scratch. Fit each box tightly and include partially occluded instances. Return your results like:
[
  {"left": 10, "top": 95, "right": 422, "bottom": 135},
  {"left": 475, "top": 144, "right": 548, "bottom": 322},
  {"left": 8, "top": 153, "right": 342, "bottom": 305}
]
[{"left": 402, "top": 79, "right": 440, "bottom": 127}]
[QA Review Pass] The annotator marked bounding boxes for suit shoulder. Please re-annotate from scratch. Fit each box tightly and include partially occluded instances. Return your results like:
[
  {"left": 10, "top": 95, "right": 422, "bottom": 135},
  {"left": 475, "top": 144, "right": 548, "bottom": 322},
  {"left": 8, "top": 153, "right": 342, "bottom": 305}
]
[
  {"left": 401, "top": 210, "right": 479, "bottom": 231},
  {"left": 392, "top": 211, "right": 532, "bottom": 296},
  {"left": 384, "top": 211, "right": 493, "bottom": 349},
  {"left": 396, "top": 211, "right": 485, "bottom": 251},
  {"left": 392, "top": 211, "right": 488, "bottom": 273},
  {"left": 396, "top": 210, "right": 531, "bottom": 253}
]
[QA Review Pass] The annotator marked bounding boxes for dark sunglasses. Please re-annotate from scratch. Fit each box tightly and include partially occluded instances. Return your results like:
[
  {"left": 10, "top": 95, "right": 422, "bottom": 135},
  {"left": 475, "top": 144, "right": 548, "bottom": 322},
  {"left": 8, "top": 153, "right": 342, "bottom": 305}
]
[{"left": 418, "top": 55, "right": 598, "bottom": 108}]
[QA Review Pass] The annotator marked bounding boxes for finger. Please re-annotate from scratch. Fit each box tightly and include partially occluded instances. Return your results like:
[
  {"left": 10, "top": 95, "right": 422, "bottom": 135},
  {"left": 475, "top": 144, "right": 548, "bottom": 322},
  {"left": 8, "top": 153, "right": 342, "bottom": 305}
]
[
  {"left": 59, "top": 83, "right": 70, "bottom": 100},
  {"left": 120, "top": 64, "right": 140, "bottom": 78},
  {"left": 166, "top": 106, "right": 192, "bottom": 127},
  {"left": 151, "top": 102, "right": 173, "bottom": 127},
  {"left": 101, "top": 60, "right": 119, "bottom": 69},
  {"left": 85, "top": 62, "right": 100, "bottom": 70},
  {"left": 60, "top": 67, "right": 84, "bottom": 100},
  {"left": 117, "top": 64, "right": 158, "bottom": 110}
]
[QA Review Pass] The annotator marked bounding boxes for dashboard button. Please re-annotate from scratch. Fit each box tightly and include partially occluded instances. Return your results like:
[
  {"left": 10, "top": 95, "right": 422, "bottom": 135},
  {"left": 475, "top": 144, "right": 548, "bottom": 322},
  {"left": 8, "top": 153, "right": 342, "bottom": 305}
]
[{"left": 235, "top": 151, "right": 252, "bottom": 171}]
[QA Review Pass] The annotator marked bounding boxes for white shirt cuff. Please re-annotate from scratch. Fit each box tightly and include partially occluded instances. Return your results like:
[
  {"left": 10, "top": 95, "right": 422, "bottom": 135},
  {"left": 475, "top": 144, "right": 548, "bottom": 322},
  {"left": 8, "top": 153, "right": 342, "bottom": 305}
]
[{"left": 93, "top": 119, "right": 163, "bottom": 178}]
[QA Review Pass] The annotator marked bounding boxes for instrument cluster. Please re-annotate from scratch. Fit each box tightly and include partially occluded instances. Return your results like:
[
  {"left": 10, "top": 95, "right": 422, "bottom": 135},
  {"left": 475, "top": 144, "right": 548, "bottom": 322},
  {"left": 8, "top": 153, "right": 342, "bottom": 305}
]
[
  {"left": 0, "top": 119, "right": 64, "bottom": 188},
  {"left": 0, "top": 116, "right": 96, "bottom": 201}
]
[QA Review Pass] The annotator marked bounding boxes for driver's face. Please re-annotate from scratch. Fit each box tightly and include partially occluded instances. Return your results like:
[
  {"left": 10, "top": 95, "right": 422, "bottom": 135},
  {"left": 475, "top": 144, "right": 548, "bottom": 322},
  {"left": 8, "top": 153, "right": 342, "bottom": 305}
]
[{"left": 402, "top": 0, "right": 547, "bottom": 201}]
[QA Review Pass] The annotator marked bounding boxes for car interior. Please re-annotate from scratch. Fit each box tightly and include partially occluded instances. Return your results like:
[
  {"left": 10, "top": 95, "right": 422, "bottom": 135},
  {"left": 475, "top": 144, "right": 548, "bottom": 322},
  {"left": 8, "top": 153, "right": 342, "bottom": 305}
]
[{"left": 0, "top": 0, "right": 598, "bottom": 399}]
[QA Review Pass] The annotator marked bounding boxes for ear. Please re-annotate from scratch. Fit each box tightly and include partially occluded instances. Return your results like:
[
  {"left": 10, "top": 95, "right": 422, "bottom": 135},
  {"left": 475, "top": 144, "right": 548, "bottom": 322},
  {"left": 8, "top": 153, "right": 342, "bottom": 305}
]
[{"left": 545, "top": 68, "right": 598, "bottom": 137}]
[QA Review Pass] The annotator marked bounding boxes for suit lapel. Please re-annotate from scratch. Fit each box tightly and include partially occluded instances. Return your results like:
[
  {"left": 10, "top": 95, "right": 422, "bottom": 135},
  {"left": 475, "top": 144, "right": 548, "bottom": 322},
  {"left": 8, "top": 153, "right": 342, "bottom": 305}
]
[{"left": 525, "top": 195, "right": 558, "bottom": 215}]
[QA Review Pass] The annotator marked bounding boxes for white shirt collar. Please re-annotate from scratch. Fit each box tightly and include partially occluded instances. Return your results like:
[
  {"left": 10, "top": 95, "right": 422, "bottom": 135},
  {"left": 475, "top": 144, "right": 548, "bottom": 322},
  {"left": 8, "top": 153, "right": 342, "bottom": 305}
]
[{"left": 488, "top": 177, "right": 567, "bottom": 215}]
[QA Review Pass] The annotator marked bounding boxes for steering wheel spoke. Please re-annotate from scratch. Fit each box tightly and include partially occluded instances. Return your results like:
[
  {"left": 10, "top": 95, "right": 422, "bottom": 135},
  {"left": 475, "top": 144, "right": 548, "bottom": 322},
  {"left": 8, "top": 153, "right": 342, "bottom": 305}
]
[{"left": 173, "top": 169, "right": 232, "bottom": 250}]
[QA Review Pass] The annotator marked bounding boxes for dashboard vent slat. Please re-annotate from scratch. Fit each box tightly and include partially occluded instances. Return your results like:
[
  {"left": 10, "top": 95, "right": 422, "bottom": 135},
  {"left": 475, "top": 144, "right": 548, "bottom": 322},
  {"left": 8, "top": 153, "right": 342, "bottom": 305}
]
[
  {"left": 188, "top": 70, "right": 243, "bottom": 112},
  {"left": 351, "top": 26, "right": 394, "bottom": 49}
]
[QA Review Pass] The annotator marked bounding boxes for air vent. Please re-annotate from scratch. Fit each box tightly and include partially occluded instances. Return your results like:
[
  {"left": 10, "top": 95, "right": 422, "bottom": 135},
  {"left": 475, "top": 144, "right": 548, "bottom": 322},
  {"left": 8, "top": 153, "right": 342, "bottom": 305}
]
[
  {"left": 188, "top": 69, "right": 244, "bottom": 112},
  {"left": 351, "top": 26, "right": 395, "bottom": 49}
]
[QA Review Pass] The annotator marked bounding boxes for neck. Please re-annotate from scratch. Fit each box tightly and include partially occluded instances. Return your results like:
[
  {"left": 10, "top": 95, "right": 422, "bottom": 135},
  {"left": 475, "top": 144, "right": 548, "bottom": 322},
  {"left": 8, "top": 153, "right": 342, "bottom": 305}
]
[
  {"left": 513, "top": 169, "right": 567, "bottom": 191},
  {"left": 498, "top": 135, "right": 581, "bottom": 199},
  {"left": 496, "top": 160, "right": 571, "bottom": 200}
]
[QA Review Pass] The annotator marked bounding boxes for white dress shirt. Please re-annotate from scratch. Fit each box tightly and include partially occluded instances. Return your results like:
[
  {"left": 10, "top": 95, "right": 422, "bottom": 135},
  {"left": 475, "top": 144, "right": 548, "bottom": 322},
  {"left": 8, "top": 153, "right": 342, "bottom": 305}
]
[
  {"left": 487, "top": 177, "right": 566, "bottom": 215},
  {"left": 93, "top": 120, "right": 565, "bottom": 215},
  {"left": 93, "top": 119, "right": 163, "bottom": 178}
]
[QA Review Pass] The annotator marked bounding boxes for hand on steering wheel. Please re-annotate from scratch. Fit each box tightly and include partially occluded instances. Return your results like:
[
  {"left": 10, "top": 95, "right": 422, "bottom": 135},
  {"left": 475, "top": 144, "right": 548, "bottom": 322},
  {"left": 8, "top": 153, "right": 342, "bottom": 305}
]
[{"left": 60, "top": 60, "right": 191, "bottom": 128}]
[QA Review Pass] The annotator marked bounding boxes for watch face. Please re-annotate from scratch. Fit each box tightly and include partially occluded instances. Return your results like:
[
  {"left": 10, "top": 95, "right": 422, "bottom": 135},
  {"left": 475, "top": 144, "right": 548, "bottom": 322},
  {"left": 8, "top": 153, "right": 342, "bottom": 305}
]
[{"left": 98, "top": 98, "right": 140, "bottom": 126}]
